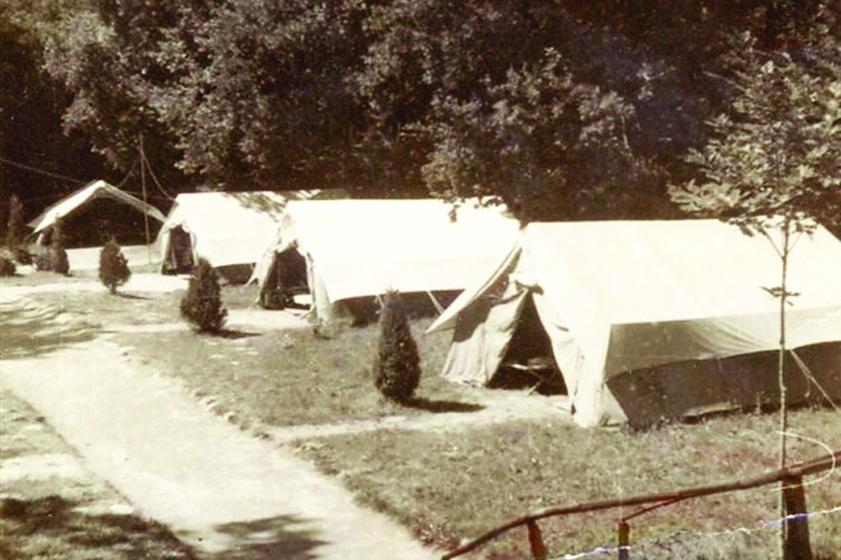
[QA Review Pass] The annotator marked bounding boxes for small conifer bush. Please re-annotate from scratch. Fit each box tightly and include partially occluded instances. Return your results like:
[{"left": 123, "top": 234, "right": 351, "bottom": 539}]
[
  {"left": 180, "top": 258, "right": 227, "bottom": 333},
  {"left": 50, "top": 218, "right": 70, "bottom": 275},
  {"left": 99, "top": 237, "right": 131, "bottom": 294},
  {"left": 374, "top": 291, "right": 421, "bottom": 402}
]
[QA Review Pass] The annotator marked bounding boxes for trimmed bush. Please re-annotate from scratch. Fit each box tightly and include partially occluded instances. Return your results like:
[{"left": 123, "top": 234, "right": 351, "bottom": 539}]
[
  {"left": 374, "top": 291, "right": 421, "bottom": 402},
  {"left": 0, "top": 254, "right": 15, "bottom": 276},
  {"left": 99, "top": 237, "right": 131, "bottom": 294},
  {"left": 180, "top": 258, "right": 227, "bottom": 333},
  {"left": 50, "top": 218, "right": 69, "bottom": 275}
]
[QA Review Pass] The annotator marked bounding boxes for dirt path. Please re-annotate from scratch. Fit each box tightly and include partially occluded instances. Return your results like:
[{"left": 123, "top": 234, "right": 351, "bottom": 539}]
[{"left": 0, "top": 336, "right": 438, "bottom": 559}]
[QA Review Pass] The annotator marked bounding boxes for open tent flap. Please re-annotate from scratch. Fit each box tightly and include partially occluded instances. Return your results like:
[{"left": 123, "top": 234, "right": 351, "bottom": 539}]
[{"left": 438, "top": 251, "right": 530, "bottom": 385}]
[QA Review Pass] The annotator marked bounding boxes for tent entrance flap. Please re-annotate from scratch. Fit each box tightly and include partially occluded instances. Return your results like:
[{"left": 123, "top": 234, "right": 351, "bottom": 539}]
[
  {"left": 440, "top": 276, "right": 530, "bottom": 386},
  {"left": 163, "top": 226, "right": 194, "bottom": 274},
  {"left": 259, "top": 248, "right": 309, "bottom": 309},
  {"left": 490, "top": 295, "right": 567, "bottom": 395}
]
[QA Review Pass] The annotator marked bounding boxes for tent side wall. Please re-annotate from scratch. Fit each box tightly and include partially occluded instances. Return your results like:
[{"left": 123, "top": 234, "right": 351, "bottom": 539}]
[{"left": 439, "top": 250, "right": 530, "bottom": 385}]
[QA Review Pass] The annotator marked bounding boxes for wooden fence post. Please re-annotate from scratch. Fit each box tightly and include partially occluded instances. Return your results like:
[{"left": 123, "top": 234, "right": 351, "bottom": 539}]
[
  {"left": 617, "top": 520, "right": 630, "bottom": 560},
  {"left": 782, "top": 474, "right": 812, "bottom": 560},
  {"left": 526, "top": 519, "right": 548, "bottom": 560}
]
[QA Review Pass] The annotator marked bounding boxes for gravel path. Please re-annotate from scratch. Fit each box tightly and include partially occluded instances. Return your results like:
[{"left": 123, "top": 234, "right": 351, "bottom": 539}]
[{"left": 0, "top": 336, "right": 437, "bottom": 559}]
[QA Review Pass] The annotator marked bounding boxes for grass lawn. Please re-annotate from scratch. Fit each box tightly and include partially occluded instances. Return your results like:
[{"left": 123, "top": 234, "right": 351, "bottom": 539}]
[
  {"left": 0, "top": 389, "right": 197, "bottom": 560},
  {"left": 116, "top": 316, "right": 475, "bottom": 428},
  {"left": 297, "top": 408, "right": 841, "bottom": 559}
]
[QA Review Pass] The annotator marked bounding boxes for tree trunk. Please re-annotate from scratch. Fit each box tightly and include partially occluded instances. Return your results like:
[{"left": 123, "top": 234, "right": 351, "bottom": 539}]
[{"left": 778, "top": 219, "right": 791, "bottom": 557}]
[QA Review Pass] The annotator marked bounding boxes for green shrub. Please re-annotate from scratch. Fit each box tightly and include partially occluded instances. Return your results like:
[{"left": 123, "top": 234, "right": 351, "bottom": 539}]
[
  {"left": 180, "top": 258, "right": 227, "bottom": 333},
  {"left": 99, "top": 237, "right": 131, "bottom": 294},
  {"left": 50, "top": 218, "right": 69, "bottom": 275},
  {"left": 0, "top": 254, "right": 15, "bottom": 276},
  {"left": 374, "top": 291, "right": 421, "bottom": 402}
]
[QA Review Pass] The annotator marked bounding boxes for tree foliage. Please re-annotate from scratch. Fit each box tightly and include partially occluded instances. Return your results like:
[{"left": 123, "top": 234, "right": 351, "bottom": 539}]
[
  {"left": 180, "top": 258, "right": 227, "bottom": 333},
  {"left": 0, "top": 1, "right": 108, "bottom": 211},
  {"left": 98, "top": 236, "right": 131, "bottom": 293},
  {"left": 670, "top": 33, "right": 841, "bottom": 232},
  {"left": 6, "top": 0, "right": 840, "bottom": 221},
  {"left": 374, "top": 291, "right": 421, "bottom": 402}
]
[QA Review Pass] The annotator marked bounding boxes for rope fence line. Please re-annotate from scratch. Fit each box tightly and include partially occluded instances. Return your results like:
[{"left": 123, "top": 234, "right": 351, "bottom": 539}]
[
  {"left": 443, "top": 449, "right": 841, "bottom": 560},
  {"left": 545, "top": 504, "right": 841, "bottom": 560}
]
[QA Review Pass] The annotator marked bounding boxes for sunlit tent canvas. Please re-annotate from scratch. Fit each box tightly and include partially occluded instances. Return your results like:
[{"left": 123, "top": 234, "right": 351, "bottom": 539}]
[
  {"left": 157, "top": 190, "right": 324, "bottom": 280},
  {"left": 250, "top": 199, "right": 521, "bottom": 320},
  {"left": 427, "top": 220, "right": 841, "bottom": 428},
  {"left": 28, "top": 179, "right": 166, "bottom": 244}
]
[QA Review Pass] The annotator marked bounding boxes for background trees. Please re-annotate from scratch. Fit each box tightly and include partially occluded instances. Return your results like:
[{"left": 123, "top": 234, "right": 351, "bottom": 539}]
[{"left": 2, "top": 0, "right": 838, "bottom": 223}]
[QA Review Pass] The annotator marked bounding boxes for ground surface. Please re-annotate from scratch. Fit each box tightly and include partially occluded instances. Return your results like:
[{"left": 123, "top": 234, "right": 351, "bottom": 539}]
[
  {"left": 0, "top": 388, "right": 197, "bottom": 560},
  {"left": 3, "top": 266, "right": 841, "bottom": 559}
]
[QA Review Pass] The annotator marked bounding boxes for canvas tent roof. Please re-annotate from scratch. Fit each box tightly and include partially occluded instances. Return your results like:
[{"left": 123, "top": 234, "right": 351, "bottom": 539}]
[
  {"left": 28, "top": 179, "right": 165, "bottom": 235},
  {"left": 157, "top": 190, "right": 323, "bottom": 270},
  {"left": 428, "top": 220, "right": 841, "bottom": 427},
  {"left": 250, "top": 199, "right": 521, "bottom": 318}
]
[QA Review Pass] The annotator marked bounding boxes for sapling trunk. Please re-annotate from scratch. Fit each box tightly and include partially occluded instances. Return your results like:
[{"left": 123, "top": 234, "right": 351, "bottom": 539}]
[{"left": 778, "top": 219, "right": 790, "bottom": 555}]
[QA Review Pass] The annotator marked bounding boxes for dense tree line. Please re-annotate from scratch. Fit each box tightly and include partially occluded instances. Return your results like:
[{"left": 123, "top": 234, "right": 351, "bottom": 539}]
[{"left": 1, "top": 0, "right": 838, "bottom": 221}]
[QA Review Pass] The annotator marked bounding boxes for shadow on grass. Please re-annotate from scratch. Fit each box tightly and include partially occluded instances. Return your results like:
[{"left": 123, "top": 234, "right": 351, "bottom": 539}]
[
  {"left": 403, "top": 396, "right": 484, "bottom": 413},
  {"left": 1, "top": 328, "right": 98, "bottom": 360},
  {"left": 207, "top": 515, "right": 326, "bottom": 560},
  {"left": 218, "top": 329, "right": 260, "bottom": 340},
  {"left": 1, "top": 495, "right": 197, "bottom": 558},
  {"left": 115, "top": 292, "right": 150, "bottom": 300}
]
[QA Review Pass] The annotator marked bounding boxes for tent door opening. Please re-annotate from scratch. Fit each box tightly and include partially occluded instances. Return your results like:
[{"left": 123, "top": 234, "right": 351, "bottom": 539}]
[
  {"left": 168, "top": 226, "right": 194, "bottom": 274},
  {"left": 490, "top": 295, "right": 567, "bottom": 395},
  {"left": 260, "top": 248, "right": 308, "bottom": 309}
]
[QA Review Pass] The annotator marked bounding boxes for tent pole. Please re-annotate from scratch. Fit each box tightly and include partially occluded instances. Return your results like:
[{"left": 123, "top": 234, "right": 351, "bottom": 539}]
[
  {"left": 138, "top": 134, "right": 152, "bottom": 265},
  {"left": 426, "top": 290, "right": 445, "bottom": 315}
]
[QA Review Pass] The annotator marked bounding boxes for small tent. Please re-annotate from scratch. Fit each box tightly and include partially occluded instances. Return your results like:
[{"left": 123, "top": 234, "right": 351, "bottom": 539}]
[
  {"left": 250, "top": 199, "right": 521, "bottom": 320},
  {"left": 28, "top": 180, "right": 165, "bottom": 244},
  {"left": 157, "top": 190, "right": 323, "bottom": 281},
  {"left": 427, "top": 220, "right": 841, "bottom": 428}
]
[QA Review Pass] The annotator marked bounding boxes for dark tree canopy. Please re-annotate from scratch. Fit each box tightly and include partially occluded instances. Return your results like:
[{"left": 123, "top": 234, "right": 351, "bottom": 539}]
[{"left": 3, "top": 0, "right": 838, "bottom": 221}]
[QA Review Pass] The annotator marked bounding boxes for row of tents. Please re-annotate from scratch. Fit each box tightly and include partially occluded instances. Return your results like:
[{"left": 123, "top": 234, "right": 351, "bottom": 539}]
[{"left": 30, "top": 182, "right": 841, "bottom": 428}]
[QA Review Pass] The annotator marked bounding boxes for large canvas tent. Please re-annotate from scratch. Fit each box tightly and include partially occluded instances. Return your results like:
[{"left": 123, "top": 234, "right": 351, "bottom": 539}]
[
  {"left": 28, "top": 180, "right": 165, "bottom": 243},
  {"left": 427, "top": 220, "right": 841, "bottom": 428},
  {"left": 250, "top": 199, "right": 521, "bottom": 320},
  {"left": 157, "top": 191, "right": 322, "bottom": 280}
]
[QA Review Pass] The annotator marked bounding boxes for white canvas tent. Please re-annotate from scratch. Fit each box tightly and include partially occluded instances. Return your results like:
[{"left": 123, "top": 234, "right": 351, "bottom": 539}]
[
  {"left": 157, "top": 191, "right": 322, "bottom": 277},
  {"left": 28, "top": 179, "right": 165, "bottom": 241},
  {"left": 428, "top": 220, "right": 841, "bottom": 428},
  {"left": 250, "top": 199, "right": 521, "bottom": 320}
]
